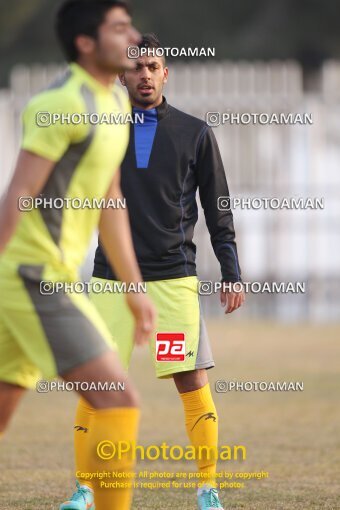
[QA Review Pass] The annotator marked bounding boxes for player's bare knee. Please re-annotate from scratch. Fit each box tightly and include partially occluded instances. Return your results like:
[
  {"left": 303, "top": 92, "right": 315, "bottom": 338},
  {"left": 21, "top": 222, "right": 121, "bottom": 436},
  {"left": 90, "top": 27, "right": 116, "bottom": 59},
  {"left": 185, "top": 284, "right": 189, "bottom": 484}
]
[
  {"left": 173, "top": 369, "right": 208, "bottom": 393},
  {"left": 83, "top": 384, "right": 140, "bottom": 409},
  {"left": 0, "top": 415, "right": 11, "bottom": 434},
  {"left": 124, "top": 385, "right": 140, "bottom": 407},
  {"left": 0, "top": 383, "right": 26, "bottom": 433}
]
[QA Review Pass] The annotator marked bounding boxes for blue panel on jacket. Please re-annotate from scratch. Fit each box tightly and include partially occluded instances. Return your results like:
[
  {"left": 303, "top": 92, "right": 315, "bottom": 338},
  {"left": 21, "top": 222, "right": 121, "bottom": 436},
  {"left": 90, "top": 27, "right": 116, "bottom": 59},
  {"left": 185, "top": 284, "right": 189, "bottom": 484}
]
[{"left": 133, "top": 107, "right": 158, "bottom": 168}]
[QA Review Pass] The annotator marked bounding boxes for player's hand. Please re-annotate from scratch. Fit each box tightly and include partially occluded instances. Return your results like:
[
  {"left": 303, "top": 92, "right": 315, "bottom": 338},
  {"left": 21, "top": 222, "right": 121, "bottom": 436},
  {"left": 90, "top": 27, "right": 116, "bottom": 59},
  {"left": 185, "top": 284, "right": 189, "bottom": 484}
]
[
  {"left": 126, "top": 291, "right": 157, "bottom": 346},
  {"left": 220, "top": 284, "right": 245, "bottom": 314}
]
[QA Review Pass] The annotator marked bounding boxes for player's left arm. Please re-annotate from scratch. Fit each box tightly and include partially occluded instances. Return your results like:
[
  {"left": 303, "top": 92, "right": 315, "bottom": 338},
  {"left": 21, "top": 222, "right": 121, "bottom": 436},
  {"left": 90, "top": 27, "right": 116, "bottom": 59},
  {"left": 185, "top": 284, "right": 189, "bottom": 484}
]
[{"left": 196, "top": 126, "right": 245, "bottom": 314}]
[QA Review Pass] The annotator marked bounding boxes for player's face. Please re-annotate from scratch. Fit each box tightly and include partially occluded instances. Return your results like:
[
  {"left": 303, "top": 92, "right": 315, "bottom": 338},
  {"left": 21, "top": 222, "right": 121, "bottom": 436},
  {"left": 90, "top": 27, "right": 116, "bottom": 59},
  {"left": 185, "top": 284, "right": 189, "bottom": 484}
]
[
  {"left": 95, "top": 7, "right": 141, "bottom": 72},
  {"left": 121, "top": 56, "right": 168, "bottom": 108}
]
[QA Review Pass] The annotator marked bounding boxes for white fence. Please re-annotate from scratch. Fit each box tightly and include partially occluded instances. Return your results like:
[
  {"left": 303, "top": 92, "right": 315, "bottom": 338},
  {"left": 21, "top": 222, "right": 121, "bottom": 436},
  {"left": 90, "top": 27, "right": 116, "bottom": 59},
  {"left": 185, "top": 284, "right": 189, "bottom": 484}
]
[{"left": 0, "top": 61, "right": 339, "bottom": 322}]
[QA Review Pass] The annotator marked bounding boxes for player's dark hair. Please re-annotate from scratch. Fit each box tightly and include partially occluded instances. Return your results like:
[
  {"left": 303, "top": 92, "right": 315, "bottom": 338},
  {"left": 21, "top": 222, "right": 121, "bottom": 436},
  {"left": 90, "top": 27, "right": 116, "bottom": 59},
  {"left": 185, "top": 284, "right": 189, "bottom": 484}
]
[
  {"left": 138, "top": 33, "right": 165, "bottom": 63},
  {"left": 138, "top": 33, "right": 161, "bottom": 51},
  {"left": 56, "top": 0, "right": 131, "bottom": 62}
]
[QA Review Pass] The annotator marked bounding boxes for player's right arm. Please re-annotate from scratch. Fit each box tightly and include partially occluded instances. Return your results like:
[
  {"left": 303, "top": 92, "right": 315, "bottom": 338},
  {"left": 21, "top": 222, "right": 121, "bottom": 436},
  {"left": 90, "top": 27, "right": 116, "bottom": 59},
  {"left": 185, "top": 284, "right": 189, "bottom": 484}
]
[
  {"left": 98, "top": 168, "right": 157, "bottom": 346},
  {"left": 0, "top": 90, "right": 83, "bottom": 255},
  {"left": 0, "top": 151, "right": 55, "bottom": 254}
]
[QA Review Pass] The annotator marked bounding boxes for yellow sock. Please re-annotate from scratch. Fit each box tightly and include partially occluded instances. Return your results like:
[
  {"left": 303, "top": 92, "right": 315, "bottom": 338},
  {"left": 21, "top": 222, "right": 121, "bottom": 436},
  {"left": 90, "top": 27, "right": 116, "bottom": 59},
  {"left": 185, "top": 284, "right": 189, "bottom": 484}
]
[
  {"left": 87, "top": 406, "right": 140, "bottom": 510},
  {"left": 180, "top": 383, "right": 218, "bottom": 487},
  {"left": 74, "top": 398, "right": 95, "bottom": 490}
]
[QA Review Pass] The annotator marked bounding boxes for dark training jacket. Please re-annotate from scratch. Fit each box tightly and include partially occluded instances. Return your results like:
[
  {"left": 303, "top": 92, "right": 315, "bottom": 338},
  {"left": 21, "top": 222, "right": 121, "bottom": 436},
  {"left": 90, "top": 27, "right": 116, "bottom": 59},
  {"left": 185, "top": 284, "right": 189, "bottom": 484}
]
[{"left": 93, "top": 97, "right": 241, "bottom": 282}]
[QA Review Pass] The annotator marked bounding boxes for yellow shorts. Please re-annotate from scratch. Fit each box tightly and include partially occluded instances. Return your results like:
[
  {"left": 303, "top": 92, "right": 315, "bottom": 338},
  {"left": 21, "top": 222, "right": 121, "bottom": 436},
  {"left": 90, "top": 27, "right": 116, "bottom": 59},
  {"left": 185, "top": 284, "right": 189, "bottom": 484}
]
[
  {"left": 0, "top": 264, "right": 116, "bottom": 389},
  {"left": 90, "top": 276, "right": 214, "bottom": 378}
]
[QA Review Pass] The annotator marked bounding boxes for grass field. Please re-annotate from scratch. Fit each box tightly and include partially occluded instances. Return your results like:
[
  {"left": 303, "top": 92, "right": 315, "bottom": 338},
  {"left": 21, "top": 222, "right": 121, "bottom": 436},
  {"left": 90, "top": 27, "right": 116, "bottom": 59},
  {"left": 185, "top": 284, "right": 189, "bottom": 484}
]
[{"left": 0, "top": 321, "right": 339, "bottom": 509}]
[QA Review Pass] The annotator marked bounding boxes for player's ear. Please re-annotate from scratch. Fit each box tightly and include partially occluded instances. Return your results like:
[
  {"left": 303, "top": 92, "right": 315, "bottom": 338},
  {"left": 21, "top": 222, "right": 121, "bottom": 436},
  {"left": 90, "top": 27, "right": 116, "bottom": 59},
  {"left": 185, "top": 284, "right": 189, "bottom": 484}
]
[
  {"left": 75, "top": 35, "right": 96, "bottom": 56},
  {"left": 119, "top": 73, "right": 126, "bottom": 86},
  {"left": 163, "top": 66, "right": 169, "bottom": 85}
]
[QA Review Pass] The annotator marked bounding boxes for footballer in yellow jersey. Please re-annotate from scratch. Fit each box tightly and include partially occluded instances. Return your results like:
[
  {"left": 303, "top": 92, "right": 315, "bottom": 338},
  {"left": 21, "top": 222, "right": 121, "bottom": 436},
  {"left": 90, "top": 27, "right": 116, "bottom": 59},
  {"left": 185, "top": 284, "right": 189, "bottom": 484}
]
[{"left": 0, "top": 2, "right": 156, "bottom": 510}]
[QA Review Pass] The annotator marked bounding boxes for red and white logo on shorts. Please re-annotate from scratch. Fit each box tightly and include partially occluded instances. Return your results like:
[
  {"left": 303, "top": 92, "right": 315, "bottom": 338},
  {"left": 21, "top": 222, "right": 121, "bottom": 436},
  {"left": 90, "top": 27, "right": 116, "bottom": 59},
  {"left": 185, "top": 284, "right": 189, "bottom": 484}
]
[{"left": 156, "top": 333, "right": 186, "bottom": 362}]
